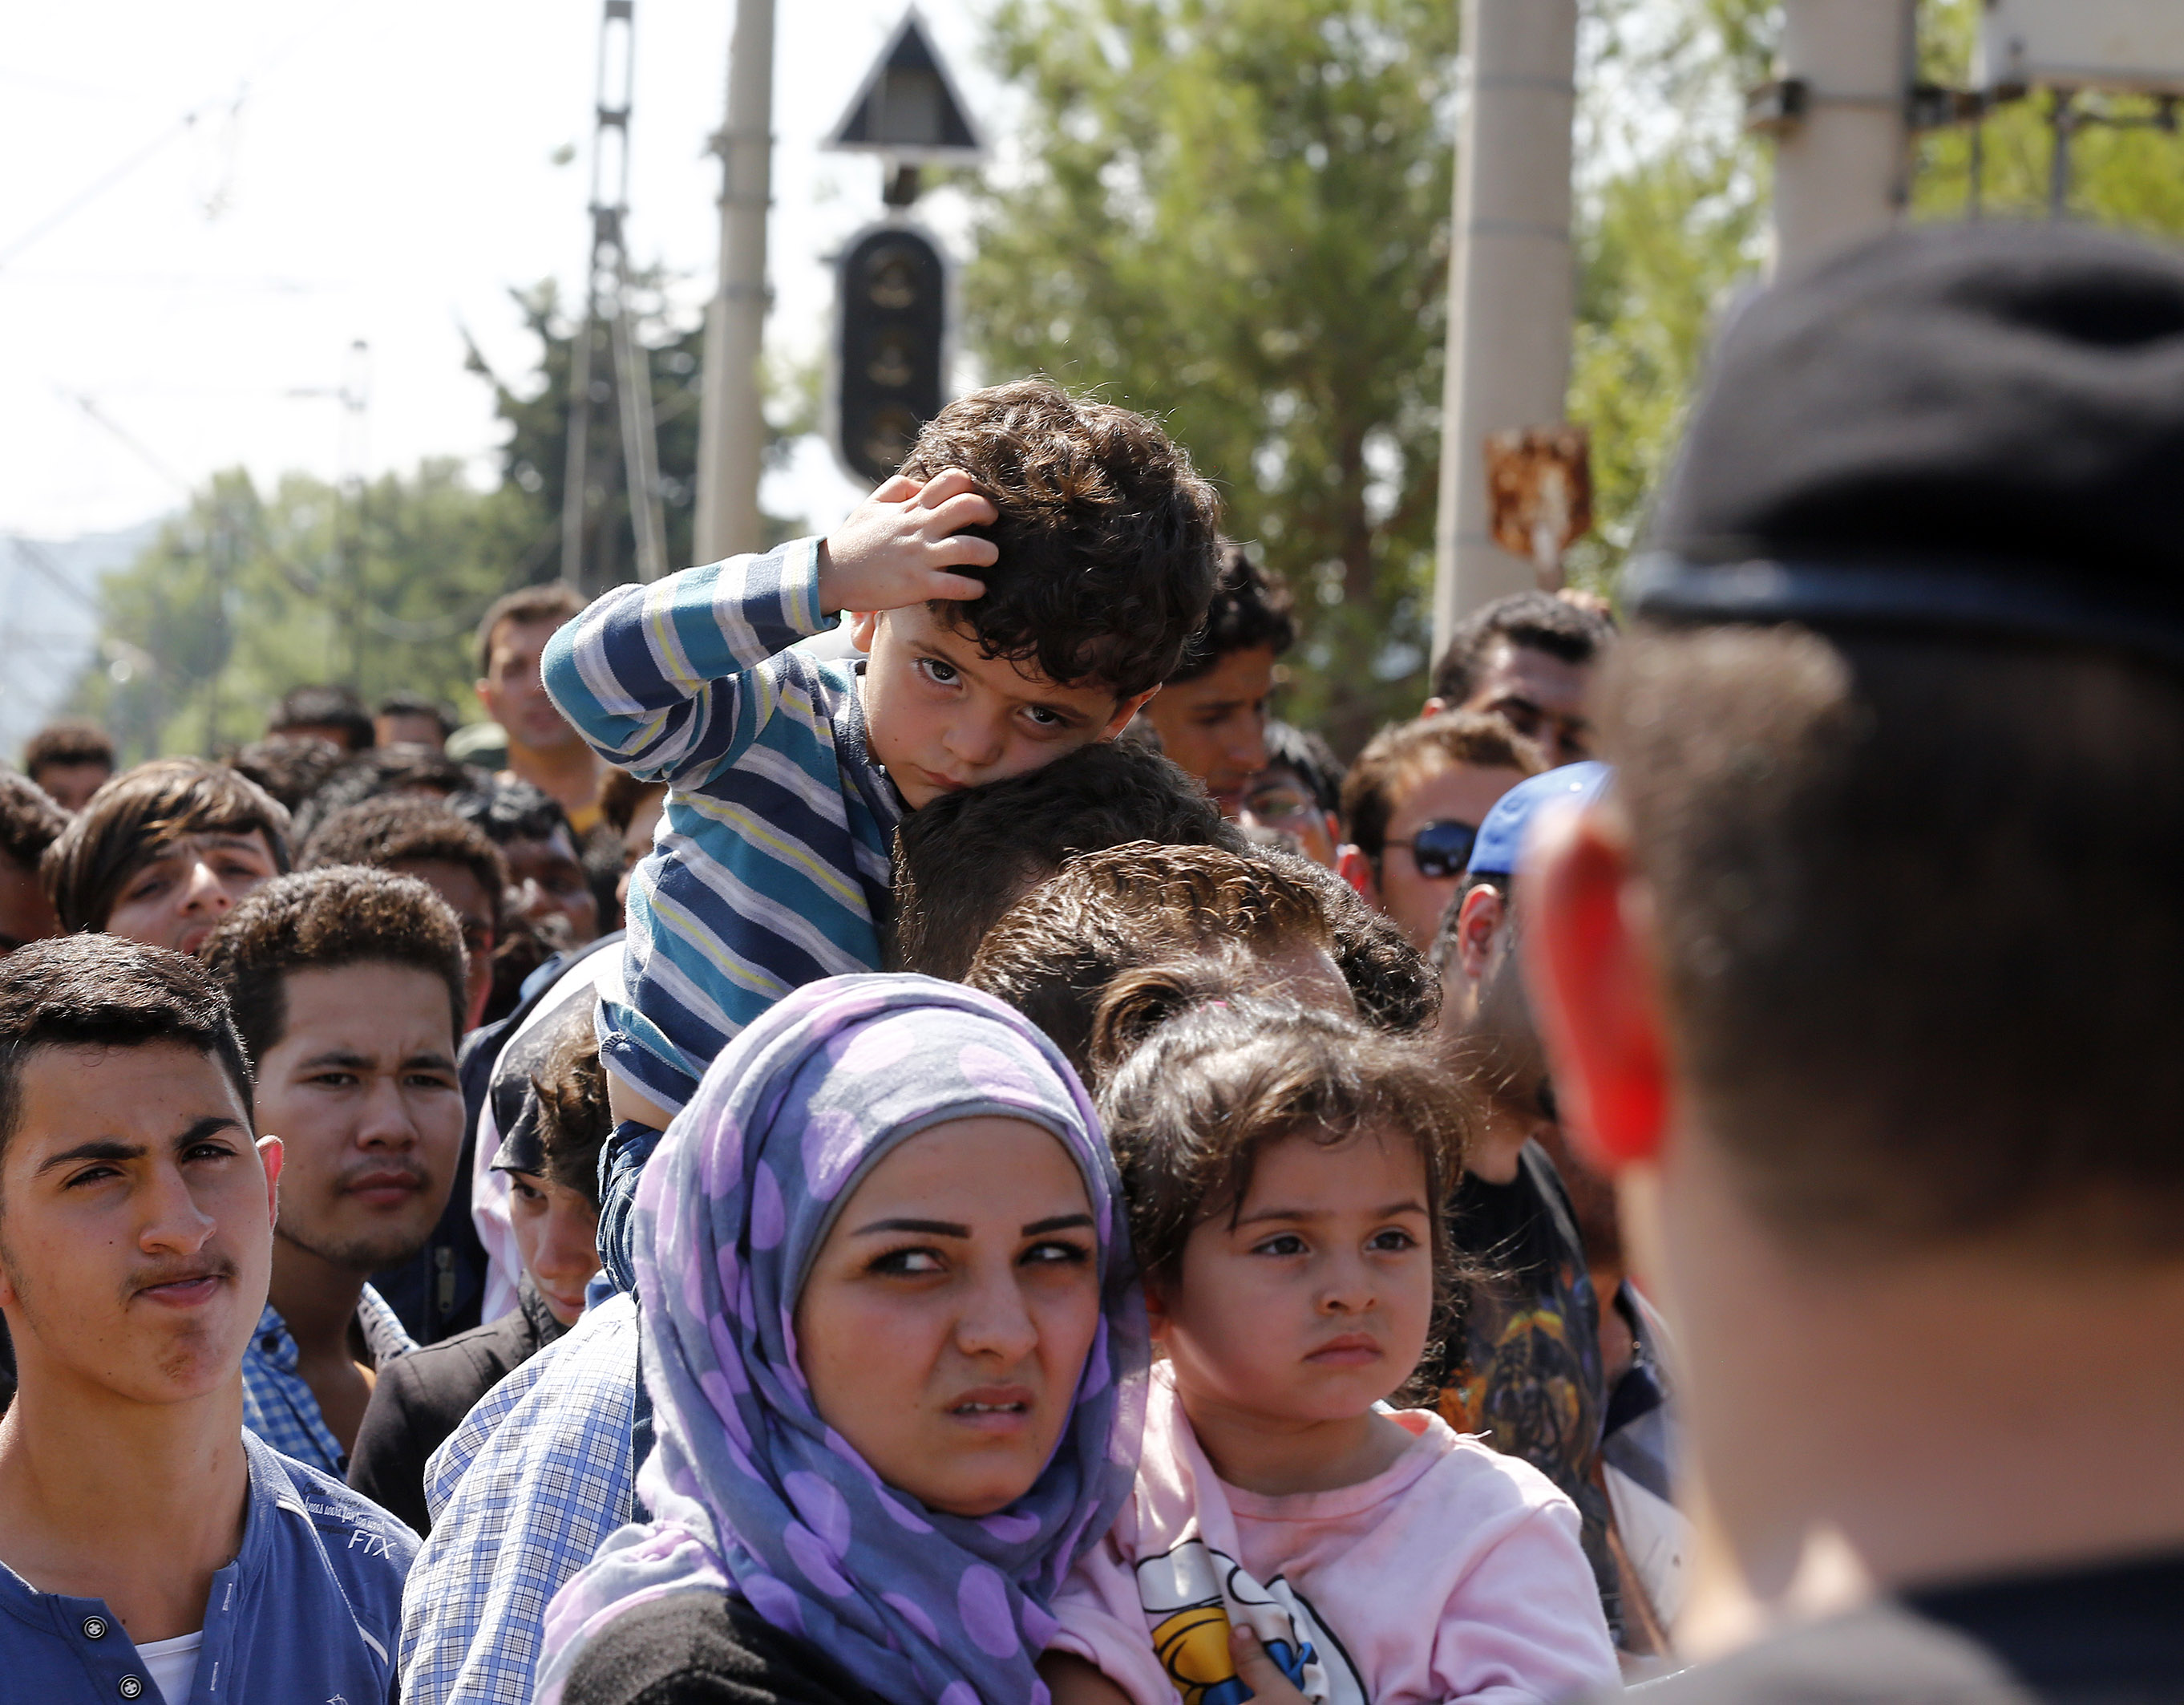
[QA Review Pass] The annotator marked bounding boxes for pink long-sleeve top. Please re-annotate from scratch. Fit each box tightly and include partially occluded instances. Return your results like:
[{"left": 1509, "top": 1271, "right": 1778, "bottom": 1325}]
[{"left": 1050, "top": 1364, "right": 1619, "bottom": 1705}]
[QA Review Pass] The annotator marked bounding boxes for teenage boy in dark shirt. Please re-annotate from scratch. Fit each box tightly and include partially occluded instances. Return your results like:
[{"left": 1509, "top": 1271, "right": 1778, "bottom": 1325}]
[
  {"left": 1527, "top": 222, "right": 2184, "bottom": 1699},
  {"left": 0, "top": 936, "right": 414, "bottom": 1704}
]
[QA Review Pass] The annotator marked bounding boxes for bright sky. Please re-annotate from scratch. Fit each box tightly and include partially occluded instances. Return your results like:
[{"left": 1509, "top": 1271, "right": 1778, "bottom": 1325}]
[{"left": 0, "top": 0, "right": 999, "bottom": 545}]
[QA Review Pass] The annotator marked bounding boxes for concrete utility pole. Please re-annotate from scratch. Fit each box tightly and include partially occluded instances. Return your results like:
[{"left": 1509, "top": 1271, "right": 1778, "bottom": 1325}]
[
  {"left": 694, "top": 0, "right": 776, "bottom": 565},
  {"left": 1430, "top": 0, "right": 1579, "bottom": 666},
  {"left": 1768, "top": 0, "right": 1915, "bottom": 277}
]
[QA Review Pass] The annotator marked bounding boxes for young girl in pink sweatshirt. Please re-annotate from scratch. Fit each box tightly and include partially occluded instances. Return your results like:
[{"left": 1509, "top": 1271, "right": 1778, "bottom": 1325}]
[{"left": 1043, "top": 990, "right": 1619, "bottom": 1705}]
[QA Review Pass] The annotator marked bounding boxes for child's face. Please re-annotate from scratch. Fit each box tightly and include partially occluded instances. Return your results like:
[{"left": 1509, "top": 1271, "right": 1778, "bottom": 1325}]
[
  {"left": 853, "top": 603, "right": 1155, "bottom": 810},
  {"left": 1152, "top": 1125, "right": 1435, "bottom": 1426}
]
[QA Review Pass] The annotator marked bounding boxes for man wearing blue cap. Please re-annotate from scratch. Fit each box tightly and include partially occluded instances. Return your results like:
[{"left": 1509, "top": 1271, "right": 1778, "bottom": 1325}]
[
  {"left": 1420, "top": 763, "right": 1652, "bottom": 1642},
  {"left": 1529, "top": 221, "right": 2184, "bottom": 1697}
]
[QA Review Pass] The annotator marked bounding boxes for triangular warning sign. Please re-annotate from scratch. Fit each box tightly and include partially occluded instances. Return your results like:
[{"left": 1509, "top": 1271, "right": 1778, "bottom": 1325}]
[{"left": 823, "top": 8, "right": 985, "bottom": 160}]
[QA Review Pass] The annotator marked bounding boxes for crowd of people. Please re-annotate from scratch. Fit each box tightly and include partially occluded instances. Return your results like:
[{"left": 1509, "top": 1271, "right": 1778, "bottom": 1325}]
[{"left": 0, "top": 217, "right": 2177, "bottom": 1705}]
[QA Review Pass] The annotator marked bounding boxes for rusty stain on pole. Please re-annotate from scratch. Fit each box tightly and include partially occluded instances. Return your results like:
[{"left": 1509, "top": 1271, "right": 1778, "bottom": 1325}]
[{"left": 1484, "top": 425, "right": 1591, "bottom": 588}]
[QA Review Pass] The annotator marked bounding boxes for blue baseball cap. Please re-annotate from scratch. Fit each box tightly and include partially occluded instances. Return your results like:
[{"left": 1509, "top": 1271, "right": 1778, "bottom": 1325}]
[{"left": 1466, "top": 760, "right": 1612, "bottom": 878}]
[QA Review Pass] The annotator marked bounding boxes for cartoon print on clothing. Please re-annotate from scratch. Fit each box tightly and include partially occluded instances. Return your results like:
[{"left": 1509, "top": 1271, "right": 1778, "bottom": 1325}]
[{"left": 1135, "top": 1538, "right": 1365, "bottom": 1705}]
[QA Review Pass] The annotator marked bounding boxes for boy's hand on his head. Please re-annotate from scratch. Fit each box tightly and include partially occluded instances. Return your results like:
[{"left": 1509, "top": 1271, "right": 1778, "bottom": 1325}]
[{"left": 819, "top": 468, "right": 999, "bottom": 616}]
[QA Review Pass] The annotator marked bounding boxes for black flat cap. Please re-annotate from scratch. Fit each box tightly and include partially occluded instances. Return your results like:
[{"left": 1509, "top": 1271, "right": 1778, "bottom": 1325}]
[{"left": 1629, "top": 221, "right": 2184, "bottom": 660}]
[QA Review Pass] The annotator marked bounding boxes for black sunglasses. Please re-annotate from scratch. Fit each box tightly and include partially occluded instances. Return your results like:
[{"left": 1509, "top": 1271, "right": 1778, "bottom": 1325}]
[{"left": 1385, "top": 819, "right": 1479, "bottom": 881}]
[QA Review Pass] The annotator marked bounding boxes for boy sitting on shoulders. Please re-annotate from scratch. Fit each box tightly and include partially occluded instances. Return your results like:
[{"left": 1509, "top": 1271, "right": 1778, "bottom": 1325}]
[{"left": 544, "top": 379, "right": 1220, "bottom": 1279}]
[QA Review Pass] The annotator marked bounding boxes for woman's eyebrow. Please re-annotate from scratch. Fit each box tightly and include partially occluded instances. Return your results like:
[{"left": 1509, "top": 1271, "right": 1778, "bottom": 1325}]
[
  {"left": 1022, "top": 1213, "right": 1094, "bottom": 1236},
  {"left": 851, "top": 1217, "right": 970, "bottom": 1238}
]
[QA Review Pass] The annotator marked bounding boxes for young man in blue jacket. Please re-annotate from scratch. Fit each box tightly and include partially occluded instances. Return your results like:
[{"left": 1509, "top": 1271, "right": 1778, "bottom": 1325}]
[{"left": 0, "top": 935, "right": 416, "bottom": 1704}]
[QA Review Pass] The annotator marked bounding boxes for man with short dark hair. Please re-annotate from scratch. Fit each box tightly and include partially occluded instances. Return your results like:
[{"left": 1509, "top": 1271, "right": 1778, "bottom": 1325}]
[
  {"left": 269, "top": 683, "right": 376, "bottom": 755},
  {"left": 887, "top": 740, "right": 1248, "bottom": 981},
  {"left": 0, "top": 773, "right": 66, "bottom": 954},
  {"left": 22, "top": 720, "right": 113, "bottom": 812},
  {"left": 475, "top": 584, "right": 603, "bottom": 834},
  {"left": 301, "top": 799, "right": 509, "bottom": 1347},
  {"left": 201, "top": 865, "right": 468, "bottom": 1476},
  {"left": 1337, "top": 711, "right": 1540, "bottom": 951},
  {"left": 229, "top": 732, "right": 349, "bottom": 814},
  {"left": 0, "top": 934, "right": 415, "bottom": 1703},
  {"left": 42, "top": 759, "right": 290, "bottom": 953},
  {"left": 454, "top": 776, "right": 599, "bottom": 951},
  {"left": 1239, "top": 720, "right": 1345, "bottom": 868},
  {"left": 1424, "top": 589, "right": 1614, "bottom": 766},
  {"left": 305, "top": 796, "right": 507, "bottom": 1032},
  {"left": 1137, "top": 545, "right": 1296, "bottom": 815},
  {"left": 375, "top": 691, "right": 457, "bottom": 751},
  {"left": 1528, "top": 224, "right": 2184, "bottom": 1697}
]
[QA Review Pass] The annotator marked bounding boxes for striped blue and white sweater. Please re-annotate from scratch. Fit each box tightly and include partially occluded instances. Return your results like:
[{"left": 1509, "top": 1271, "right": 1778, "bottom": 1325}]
[{"left": 541, "top": 539, "right": 903, "bottom": 1116}]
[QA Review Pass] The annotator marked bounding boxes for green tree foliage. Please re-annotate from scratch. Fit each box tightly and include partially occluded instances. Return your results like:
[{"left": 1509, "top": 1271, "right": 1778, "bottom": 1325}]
[
  {"left": 1911, "top": 0, "right": 2184, "bottom": 232},
  {"left": 464, "top": 277, "right": 709, "bottom": 593},
  {"left": 70, "top": 277, "right": 806, "bottom": 763},
  {"left": 1564, "top": 0, "right": 1773, "bottom": 589},
  {"left": 71, "top": 462, "right": 515, "bottom": 763},
  {"left": 963, "top": 0, "right": 1463, "bottom": 750},
  {"left": 1565, "top": 0, "right": 2184, "bottom": 592}
]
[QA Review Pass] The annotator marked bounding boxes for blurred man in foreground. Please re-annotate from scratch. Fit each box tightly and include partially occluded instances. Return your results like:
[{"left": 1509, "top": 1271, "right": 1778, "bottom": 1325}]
[{"left": 1529, "top": 224, "right": 2184, "bottom": 1696}]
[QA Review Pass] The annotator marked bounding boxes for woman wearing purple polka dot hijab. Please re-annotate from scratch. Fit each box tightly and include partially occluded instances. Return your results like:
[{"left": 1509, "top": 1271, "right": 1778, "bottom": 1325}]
[{"left": 536, "top": 973, "right": 1150, "bottom": 1705}]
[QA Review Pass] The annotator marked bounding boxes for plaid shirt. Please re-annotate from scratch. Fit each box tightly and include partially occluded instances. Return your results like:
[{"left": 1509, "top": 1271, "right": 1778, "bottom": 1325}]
[
  {"left": 239, "top": 1282, "right": 416, "bottom": 1476},
  {"left": 400, "top": 1293, "right": 641, "bottom": 1705}
]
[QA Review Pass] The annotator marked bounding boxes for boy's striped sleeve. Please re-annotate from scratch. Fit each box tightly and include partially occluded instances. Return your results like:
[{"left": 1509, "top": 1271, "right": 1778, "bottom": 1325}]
[{"left": 540, "top": 537, "right": 830, "bottom": 788}]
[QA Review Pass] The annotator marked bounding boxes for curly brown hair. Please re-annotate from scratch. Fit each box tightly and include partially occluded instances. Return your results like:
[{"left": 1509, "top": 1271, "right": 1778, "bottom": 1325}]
[
  {"left": 301, "top": 795, "right": 508, "bottom": 919},
  {"left": 965, "top": 841, "right": 1435, "bottom": 1077},
  {"left": 532, "top": 1012, "right": 611, "bottom": 1207},
  {"left": 964, "top": 841, "right": 1337, "bottom": 1079},
  {"left": 896, "top": 379, "right": 1223, "bottom": 698}
]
